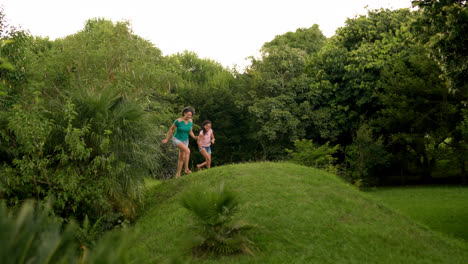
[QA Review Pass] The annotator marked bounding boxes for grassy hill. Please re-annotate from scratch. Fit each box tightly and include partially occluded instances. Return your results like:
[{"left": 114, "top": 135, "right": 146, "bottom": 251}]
[{"left": 127, "top": 162, "right": 468, "bottom": 263}]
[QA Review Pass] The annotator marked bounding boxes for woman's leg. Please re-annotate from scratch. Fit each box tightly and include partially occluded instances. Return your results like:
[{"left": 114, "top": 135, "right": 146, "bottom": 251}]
[
  {"left": 175, "top": 150, "right": 184, "bottom": 178},
  {"left": 184, "top": 147, "right": 191, "bottom": 173},
  {"left": 176, "top": 143, "right": 190, "bottom": 177}
]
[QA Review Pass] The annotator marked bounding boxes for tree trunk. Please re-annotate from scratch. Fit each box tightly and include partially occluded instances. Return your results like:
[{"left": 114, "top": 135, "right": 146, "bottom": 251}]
[
  {"left": 421, "top": 152, "right": 432, "bottom": 184},
  {"left": 400, "top": 167, "right": 407, "bottom": 185},
  {"left": 414, "top": 135, "right": 432, "bottom": 184},
  {"left": 460, "top": 159, "right": 467, "bottom": 184},
  {"left": 452, "top": 130, "right": 467, "bottom": 184}
]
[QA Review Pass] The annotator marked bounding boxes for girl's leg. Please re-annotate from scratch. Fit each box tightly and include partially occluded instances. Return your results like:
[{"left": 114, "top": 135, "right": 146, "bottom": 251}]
[
  {"left": 197, "top": 149, "right": 209, "bottom": 170},
  {"left": 207, "top": 154, "right": 212, "bottom": 168},
  {"left": 196, "top": 162, "right": 205, "bottom": 170},
  {"left": 176, "top": 143, "right": 190, "bottom": 177}
]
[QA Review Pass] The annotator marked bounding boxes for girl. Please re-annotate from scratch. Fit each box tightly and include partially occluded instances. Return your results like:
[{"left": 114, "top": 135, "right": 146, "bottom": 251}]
[
  {"left": 197, "top": 120, "right": 215, "bottom": 170},
  {"left": 162, "top": 106, "right": 198, "bottom": 178}
]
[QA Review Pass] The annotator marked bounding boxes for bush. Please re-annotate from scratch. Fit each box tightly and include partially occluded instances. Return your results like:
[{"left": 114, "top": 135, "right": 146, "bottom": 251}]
[
  {"left": 344, "top": 124, "right": 390, "bottom": 187},
  {"left": 286, "top": 139, "right": 340, "bottom": 172},
  {"left": 0, "top": 73, "right": 169, "bottom": 226},
  {"left": 0, "top": 98, "right": 117, "bottom": 224},
  {"left": 180, "top": 184, "right": 256, "bottom": 256}
]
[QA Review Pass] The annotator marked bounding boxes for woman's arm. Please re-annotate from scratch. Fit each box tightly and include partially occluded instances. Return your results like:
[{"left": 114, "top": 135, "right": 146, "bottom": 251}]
[
  {"left": 197, "top": 132, "right": 202, "bottom": 147},
  {"left": 189, "top": 128, "right": 198, "bottom": 140},
  {"left": 162, "top": 124, "right": 176, "bottom": 144}
]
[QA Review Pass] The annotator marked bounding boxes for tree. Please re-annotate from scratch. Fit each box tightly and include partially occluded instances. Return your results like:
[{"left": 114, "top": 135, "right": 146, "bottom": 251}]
[
  {"left": 239, "top": 25, "right": 326, "bottom": 159},
  {"left": 263, "top": 25, "right": 326, "bottom": 55},
  {"left": 412, "top": 0, "right": 468, "bottom": 182},
  {"left": 305, "top": 8, "right": 461, "bottom": 184},
  {"left": 0, "top": 7, "right": 30, "bottom": 108},
  {"left": 0, "top": 18, "right": 169, "bottom": 225},
  {"left": 344, "top": 124, "right": 390, "bottom": 187},
  {"left": 412, "top": 0, "right": 468, "bottom": 94},
  {"left": 163, "top": 51, "right": 249, "bottom": 165}
]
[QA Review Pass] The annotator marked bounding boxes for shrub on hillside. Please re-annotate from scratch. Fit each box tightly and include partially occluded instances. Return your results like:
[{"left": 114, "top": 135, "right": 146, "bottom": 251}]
[{"left": 180, "top": 184, "right": 256, "bottom": 256}]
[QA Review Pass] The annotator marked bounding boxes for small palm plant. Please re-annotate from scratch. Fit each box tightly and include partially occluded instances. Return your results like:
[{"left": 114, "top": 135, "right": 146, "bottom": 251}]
[
  {"left": 0, "top": 201, "right": 79, "bottom": 264},
  {"left": 0, "top": 201, "right": 136, "bottom": 264},
  {"left": 180, "top": 184, "right": 256, "bottom": 256}
]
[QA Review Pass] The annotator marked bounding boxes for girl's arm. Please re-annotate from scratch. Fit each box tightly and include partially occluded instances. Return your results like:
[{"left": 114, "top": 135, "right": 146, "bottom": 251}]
[
  {"left": 162, "top": 124, "right": 176, "bottom": 144},
  {"left": 211, "top": 131, "right": 215, "bottom": 144}
]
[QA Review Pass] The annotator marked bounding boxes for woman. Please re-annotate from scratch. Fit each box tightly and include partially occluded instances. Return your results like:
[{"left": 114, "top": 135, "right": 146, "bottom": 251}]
[
  {"left": 197, "top": 120, "right": 215, "bottom": 170},
  {"left": 162, "top": 106, "right": 198, "bottom": 178}
]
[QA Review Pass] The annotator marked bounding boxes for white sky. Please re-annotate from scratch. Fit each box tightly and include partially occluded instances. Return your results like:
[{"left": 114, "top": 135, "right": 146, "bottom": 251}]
[{"left": 1, "top": 0, "right": 412, "bottom": 69}]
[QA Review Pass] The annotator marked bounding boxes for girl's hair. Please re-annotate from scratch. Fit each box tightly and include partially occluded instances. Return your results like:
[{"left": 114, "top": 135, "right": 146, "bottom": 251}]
[
  {"left": 201, "top": 120, "right": 212, "bottom": 135},
  {"left": 182, "top": 106, "right": 194, "bottom": 116}
]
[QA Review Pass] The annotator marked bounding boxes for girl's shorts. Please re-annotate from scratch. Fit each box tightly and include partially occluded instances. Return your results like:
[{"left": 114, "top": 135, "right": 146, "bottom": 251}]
[
  {"left": 172, "top": 137, "right": 188, "bottom": 147},
  {"left": 198, "top": 146, "right": 211, "bottom": 154}
]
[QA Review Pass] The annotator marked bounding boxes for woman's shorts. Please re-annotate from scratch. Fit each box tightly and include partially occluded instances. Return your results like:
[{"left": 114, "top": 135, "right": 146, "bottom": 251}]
[
  {"left": 198, "top": 146, "right": 211, "bottom": 154},
  {"left": 172, "top": 137, "right": 188, "bottom": 147}
]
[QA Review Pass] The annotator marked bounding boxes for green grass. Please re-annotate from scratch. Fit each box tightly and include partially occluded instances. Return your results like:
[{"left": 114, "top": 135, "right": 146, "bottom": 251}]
[
  {"left": 366, "top": 186, "right": 468, "bottom": 241},
  {"left": 128, "top": 162, "right": 468, "bottom": 263},
  {"left": 143, "top": 177, "right": 162, "bottom": 189}
]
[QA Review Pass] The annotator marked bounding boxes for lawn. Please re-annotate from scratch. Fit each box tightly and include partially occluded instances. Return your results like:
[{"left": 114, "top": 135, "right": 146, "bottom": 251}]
[
  {"left": 366, "top": 185, "right": 468, "bottom": 241},
  {"left": 127, "top": 162, "right": 468, "bottom": 263}
]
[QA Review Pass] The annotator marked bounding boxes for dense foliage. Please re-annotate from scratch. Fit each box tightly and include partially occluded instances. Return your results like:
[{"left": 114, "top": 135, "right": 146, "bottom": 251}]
[
  {"left": 0, "top": 0, "right": 467, "bottom": 253},
  {"left": 0, "top": 18, "right": 172, "bottom": 230}
]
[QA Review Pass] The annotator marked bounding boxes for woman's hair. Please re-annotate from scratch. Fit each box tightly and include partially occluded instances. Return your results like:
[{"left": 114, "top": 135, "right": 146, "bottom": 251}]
[
  {"left": 182, "top": 106, "right": 194, "bottom": 116},
  {"left": 201, "top": 120, "right": 212, "bottom": 135}
]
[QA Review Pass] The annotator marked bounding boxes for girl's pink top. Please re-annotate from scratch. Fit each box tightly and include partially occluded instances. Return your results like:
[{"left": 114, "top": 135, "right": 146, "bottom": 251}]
[{"left": 199, "top": 129, "right": 213, "bottom": 147}]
